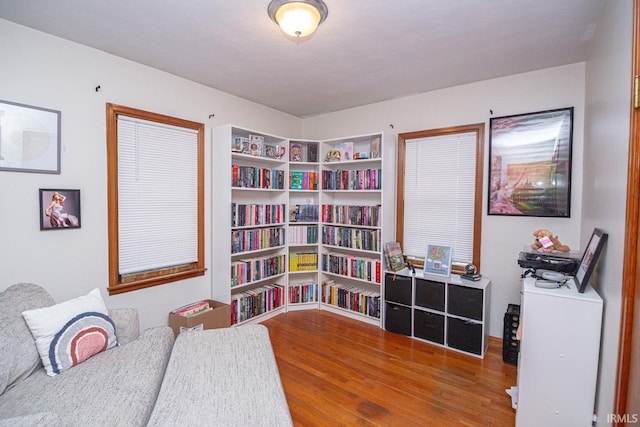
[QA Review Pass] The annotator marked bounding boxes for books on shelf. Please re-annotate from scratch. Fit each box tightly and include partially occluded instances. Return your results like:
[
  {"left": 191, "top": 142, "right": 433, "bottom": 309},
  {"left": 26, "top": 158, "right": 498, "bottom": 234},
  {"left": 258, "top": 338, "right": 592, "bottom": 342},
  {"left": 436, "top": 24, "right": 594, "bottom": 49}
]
[
  {"left": 321, "top": 168, "right": 381, "bottom": 190},
  {"left": 289, "top": 252, "right": 318, "bottom": 272},
  {"left": 288, "top": 224, "right": 318, "bottom": 244},
  {"left": 321, "top": 251, "right": 382, "bottom": 283},
  {"left": 322, "top": 225, "right": 380, "bottom": 252},
  {"left": 383, "top": 242, "right": 406, "bottom": 272},
  {"left": 289, "top": 281, "right": 318, "bottom": 304},
  {"left": 231, "top": 284, "right": 284, "bottom": 325},
  {"left": 232, "top": 203, "right": 285, "bottom": 227},
  {"left": 289, "top": 171, "right": 317, "bottom": 190},
  {"left": 289, "top": 204, "right": 319, "bottom": 222},
  {"left": 321, "top": 204, "right": 381, "bottom": 227},
  {"left": 321, "top": 280, "right": 380, "bottom": 319}
]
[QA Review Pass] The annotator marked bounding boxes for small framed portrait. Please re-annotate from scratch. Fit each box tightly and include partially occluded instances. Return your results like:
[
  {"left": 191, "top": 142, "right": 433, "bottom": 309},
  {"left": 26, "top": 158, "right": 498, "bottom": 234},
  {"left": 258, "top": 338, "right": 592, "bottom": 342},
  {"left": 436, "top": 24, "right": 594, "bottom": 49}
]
[
  {"left": 232, "top": 136, "right": 243, "bottom": 152},
  {"left": 39, "top": 189, "right": 81, "bottom": 230},
  {"left": 249, "top": 134, "right": 264, "bottom": 156}
]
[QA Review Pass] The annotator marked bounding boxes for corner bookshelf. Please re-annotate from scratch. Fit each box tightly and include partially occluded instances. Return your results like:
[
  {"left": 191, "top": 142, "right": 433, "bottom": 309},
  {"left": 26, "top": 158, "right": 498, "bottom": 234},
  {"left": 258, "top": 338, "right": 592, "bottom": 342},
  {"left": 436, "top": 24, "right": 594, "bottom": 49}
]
[
  {"left": 213, "top": 125, "right": 289, "bottom": 326},
  {"left": 213, "top": 125, "right": 389, "bottom": 327},
  {"left": 287, "top": 139, "right": 321, "bottom": 311},
  {"left": 318, "top": 134, "right": 384, "bottom": 326}
]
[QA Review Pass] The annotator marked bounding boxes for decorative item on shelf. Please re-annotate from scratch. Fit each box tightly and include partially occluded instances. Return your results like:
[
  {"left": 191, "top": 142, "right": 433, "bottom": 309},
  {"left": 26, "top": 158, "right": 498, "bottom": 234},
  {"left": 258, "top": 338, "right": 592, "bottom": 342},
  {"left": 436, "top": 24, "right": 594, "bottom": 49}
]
[
  {"left": 275, "top": 145, "right": 286, "bottom": 159},
  {"left": 289, "top": 205, "right": 299, "bottom": 222},
  {"left": 268, "top": 0, "right": 328, "bottom": 40},
  {"left": 370, "top": 137, "right": 380, "bottom": 159},
  {"left": 241, "top": 137, "right": 251, "bottom": 154},
  {"left": 232, "top": 136, "right": 243, "bottom": 153},
  {"left": 383, "top": 242, "right": 406, "bottom": 272},
  {"left": 353, "top": 152, "right": 369, "bottom": 160},
  {"left": 264, "top": 144, "right": 278, "bottom": 159},
  {"left": 530, "top": 229, "right": 570, "bottom": 252},
  {"left": 338, "top": 142, "right": 353, "bottom": 161},
  {"left": 324, "top": 149, "right": 340, "bottom": 162},
  {"left": 423, "top": 244, "right": 452, "bottom": 277},
  {"left": 461, "top": 263, "right": 482, "bottom": 284},
  {"left": 307, "top": 143, "right": 318, "bottom": 162},
  {"left": 249, "top": 134, "right": 264, "bottom": 156},
  {"left": 290, "top": 142, "right": 302, "bottom": 162}
]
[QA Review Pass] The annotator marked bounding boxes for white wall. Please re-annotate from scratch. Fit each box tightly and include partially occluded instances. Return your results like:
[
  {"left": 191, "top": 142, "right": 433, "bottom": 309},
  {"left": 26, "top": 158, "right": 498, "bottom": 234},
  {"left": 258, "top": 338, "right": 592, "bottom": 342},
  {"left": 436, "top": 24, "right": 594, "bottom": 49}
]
[
  {"left": 303, "top": 63, "right": 586, "bottom": 338},
  {"left": 584, "top": 0, "right": 632, "bottom": 423},
  {"left": 0, "top": 19, "right": 301, "bottom": 332}
]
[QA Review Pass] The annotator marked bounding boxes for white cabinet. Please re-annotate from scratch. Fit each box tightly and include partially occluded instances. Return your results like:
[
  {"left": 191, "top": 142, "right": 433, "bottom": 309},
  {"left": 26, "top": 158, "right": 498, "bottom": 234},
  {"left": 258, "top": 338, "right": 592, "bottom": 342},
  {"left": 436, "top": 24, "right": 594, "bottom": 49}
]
[{"left": 516, "top": 277, "right": 603, "bottom": 427}]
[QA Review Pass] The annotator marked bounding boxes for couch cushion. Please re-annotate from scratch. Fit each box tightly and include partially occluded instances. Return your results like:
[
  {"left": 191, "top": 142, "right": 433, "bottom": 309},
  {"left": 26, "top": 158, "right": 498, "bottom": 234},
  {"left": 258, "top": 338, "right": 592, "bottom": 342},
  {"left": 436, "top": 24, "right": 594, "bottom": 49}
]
[
  {"left": 147, "top": 325, "right": 293, "bottom": 427},
  {"left": 0, "top": 327, "right": 174, "bottom": 426},
  {"left": 22, "top": 288, "right": 117, "bottom": 376},
  {"left": 0, "top": 283, "right": 55, "bottom": 392}
]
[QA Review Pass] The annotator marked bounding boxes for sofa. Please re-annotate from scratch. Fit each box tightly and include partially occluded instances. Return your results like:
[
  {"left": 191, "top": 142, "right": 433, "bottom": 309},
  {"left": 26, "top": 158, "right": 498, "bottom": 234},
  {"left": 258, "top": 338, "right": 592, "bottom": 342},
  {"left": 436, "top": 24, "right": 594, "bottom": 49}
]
[{"left": 0, "top": 283, "right": 293, "bottom": 426}]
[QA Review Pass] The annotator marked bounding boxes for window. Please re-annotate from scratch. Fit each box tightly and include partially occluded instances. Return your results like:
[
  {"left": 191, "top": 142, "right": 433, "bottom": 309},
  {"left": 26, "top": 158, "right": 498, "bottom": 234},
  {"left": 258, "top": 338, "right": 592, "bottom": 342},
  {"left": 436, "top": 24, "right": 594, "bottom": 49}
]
[
  {"left": 397, "top": 124, "right": 484, "bottom": 273},
  {"left": 106, "top": 104, "right": 205, "bottom": 295}
]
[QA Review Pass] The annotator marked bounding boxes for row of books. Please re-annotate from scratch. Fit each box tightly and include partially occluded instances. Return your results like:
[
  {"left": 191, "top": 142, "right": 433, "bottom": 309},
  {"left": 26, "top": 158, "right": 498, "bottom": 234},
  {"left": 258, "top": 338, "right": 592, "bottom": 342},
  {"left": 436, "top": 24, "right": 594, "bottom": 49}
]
[
  {"left": 171, "top": 300, "right": 212, "bottom": 317},
  {"left": 320, "top": 204, "right": 382, "bottom": 227},
  {"left": 321, "top": 280, "right": 381, "bottom": 319},
  {"left": 289, "top": 252, "right": 318, "bottom": 272},
  {"left": 321, "top": 225, "right": 381, "bottom": 252},
  {"left": 321, "top": 252, "right": 382, "bottom": 283},
  {"left": 231, "top": 284, "right": 284, "bottom": 325},
  {"left": 230, "top": 254, "right": 286, "bottom": 287},
  {"left": 321, "top": 168, "right": 382, "bottom": 191},
  {"left": 231, "top": 226, "right": 285, "bottom": 254},
  {"left": 289, "top": 171, "right": 318, "bottom": 190},
  {"left": 231, "top": 164, "right": 285, "bottom": 189},
  {"left": 290, "top": 204, "right": 319, "bottom": 222},
  {"left": 231, "top": 203, "right": 285, "bottom": 227},
  {"left": 288, "top": 281, "right": 318, "bottom": 304},
  {"left": 288, "top": 225, "right": 318, "bottom": 245}
]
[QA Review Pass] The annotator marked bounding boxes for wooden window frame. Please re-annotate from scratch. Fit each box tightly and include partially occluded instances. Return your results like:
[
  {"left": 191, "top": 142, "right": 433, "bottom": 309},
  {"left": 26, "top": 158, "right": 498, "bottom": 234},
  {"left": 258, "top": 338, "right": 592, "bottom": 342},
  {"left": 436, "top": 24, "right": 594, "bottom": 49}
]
[
  {"left": 396, "top": 123, "right": 484, "bottom": 274},
  {"left": 106, "top": 103, "right": 205, "bottom": 295}
]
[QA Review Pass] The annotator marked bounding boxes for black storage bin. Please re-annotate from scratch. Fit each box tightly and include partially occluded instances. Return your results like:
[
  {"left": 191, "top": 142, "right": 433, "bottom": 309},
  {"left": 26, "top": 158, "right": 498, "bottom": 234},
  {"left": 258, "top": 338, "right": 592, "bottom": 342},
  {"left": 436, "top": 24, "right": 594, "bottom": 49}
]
[
  {"left": 385, "top": 302, "right": 411, "bottom": 336},
  {"left": 384, "top": 273, "right": 412, "bottom": 305},
  {"left": 414, "top": 309, "right": 445, "bottom": 344},
  {"left": 448, "top": 284, "right": 483, "bottom": 321},
  {"left": 447, "top": 317, "right": 482, "bottom": 355},
  {"left": 415, "top": 278, "right": 445, "bottom": 311},
  {"left": 502, "top": 304, "right": 520, "bottom": 365}
]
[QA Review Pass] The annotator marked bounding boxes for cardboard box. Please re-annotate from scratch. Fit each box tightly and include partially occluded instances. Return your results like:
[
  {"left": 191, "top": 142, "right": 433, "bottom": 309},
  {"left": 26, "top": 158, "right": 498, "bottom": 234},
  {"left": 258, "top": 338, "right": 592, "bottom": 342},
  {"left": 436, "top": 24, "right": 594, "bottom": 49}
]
[{"left": 168, "top": 299, "right": 230, "bottom": 338}]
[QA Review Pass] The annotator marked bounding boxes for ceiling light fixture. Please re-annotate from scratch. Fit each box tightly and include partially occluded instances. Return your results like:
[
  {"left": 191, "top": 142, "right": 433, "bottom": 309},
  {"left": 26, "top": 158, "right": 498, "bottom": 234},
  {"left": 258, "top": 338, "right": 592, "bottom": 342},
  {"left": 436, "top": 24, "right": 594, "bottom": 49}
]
[{"left": 268, "top": 0, "right": 328, "bottom": 39}]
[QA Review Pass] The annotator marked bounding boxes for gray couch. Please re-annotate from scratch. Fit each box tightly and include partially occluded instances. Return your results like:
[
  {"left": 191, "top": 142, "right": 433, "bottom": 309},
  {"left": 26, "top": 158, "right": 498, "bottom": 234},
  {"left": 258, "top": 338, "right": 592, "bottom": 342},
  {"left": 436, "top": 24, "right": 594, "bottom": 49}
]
[{"left": 0, "top": 283, "right": 293, "bottom": 427}]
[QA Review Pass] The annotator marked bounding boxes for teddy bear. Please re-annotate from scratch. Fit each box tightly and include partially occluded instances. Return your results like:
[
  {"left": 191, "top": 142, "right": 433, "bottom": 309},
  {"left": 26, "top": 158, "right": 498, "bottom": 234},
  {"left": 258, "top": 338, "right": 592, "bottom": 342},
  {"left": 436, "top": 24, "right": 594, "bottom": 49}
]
[{"left": 531, "top": 229, "right": 571, "bottom": 252}]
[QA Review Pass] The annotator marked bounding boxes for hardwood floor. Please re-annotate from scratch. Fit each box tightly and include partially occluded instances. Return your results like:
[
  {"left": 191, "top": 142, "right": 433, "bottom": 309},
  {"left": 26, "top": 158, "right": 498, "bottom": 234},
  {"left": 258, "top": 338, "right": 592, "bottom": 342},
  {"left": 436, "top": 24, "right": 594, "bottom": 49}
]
[{"left": 262, "top": 310, "right": 517, "bottom": 427}]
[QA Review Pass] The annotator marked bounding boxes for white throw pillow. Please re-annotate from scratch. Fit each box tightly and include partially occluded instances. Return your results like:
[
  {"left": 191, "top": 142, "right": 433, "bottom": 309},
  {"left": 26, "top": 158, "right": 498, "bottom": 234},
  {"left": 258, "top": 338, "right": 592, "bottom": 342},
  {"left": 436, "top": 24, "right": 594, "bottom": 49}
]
[{"left": 22, "top": 288, "right": 117, "bottom": 376}]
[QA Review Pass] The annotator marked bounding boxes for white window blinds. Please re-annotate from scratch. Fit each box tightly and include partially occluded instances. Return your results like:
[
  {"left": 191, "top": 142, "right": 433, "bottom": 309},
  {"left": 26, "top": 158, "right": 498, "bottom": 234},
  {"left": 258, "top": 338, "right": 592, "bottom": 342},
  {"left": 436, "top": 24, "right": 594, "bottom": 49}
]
[
  {"left": 403, "top": 132, "right": 477, "bottom": 265},
  {"left": 117, "top": 116, "right": 199, "bottom": 275}
]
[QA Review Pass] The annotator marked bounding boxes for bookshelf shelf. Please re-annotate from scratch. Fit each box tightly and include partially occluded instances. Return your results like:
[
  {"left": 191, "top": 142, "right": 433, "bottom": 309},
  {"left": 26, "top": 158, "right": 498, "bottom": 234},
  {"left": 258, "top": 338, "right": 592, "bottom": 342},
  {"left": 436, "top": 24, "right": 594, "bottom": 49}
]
[{"left": 214, "top": 125, "right": 389, "bottom": 328}]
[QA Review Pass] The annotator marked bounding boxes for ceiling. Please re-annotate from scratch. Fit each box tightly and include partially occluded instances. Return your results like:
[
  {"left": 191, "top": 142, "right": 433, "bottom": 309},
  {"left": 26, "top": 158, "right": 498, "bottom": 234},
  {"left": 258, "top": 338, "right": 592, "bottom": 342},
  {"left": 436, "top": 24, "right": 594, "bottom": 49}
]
[{"left": 0, "top": 0, "right": 605, "bottom": 118}]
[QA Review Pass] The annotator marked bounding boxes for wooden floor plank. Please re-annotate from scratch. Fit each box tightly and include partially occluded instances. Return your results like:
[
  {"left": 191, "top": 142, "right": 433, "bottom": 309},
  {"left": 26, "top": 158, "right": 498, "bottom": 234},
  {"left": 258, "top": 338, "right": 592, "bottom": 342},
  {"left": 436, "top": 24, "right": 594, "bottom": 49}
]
[{"left": 262, "top": 310, "right": 517, "bottom": 426}]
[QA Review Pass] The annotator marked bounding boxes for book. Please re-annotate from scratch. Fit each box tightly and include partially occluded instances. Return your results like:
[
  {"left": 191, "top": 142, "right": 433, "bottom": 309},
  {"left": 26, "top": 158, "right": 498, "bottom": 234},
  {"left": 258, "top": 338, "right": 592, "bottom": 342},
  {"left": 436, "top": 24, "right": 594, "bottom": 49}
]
[
  {"left": 307, "top": 143, "right": 318, "bottom": 162},
  {"left": 383, "top": 242, "right": 405, "bottom": 272},
  {"left": 370, "top": 137, "right": 380, "bottom": 158},
  {"left": 290, "top": 142, "right": 303, "bottom": 162}
]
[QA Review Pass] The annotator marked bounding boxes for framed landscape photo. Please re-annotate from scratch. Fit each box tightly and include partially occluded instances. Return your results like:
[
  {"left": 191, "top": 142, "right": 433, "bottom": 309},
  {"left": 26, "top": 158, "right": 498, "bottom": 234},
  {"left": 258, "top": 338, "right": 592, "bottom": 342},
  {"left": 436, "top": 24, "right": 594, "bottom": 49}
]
[
  {"left": 423, "top": 244, "right": 452, "bottom": 277},
  {"left": 0, "top": 99, "right": 61, "bottom": 174},
  {"left": 39, "top": 189, "right": 81, "bottom": 230},
  {"left": 488, "top": 107, "right": 573, "bottom": 217}
]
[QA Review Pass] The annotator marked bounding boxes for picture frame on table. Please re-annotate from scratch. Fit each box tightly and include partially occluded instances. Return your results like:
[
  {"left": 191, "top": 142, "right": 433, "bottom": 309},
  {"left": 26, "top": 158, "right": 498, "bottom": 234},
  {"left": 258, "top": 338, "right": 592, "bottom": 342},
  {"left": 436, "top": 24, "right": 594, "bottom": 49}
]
[
  {"left": 39, "top": 189, "right": 81, "bottom": 230},
  {"left": 488, "top": 107, "right": 573, "bottom": 217},
  {"left": 0, "top": 99, "right": 61, "bottom": 174},
  {"left": 574, "top": 228, "right": 608, "bottom": 293},
  {"left": 423, "top": 244, "right": 452, "bottom": 277}
]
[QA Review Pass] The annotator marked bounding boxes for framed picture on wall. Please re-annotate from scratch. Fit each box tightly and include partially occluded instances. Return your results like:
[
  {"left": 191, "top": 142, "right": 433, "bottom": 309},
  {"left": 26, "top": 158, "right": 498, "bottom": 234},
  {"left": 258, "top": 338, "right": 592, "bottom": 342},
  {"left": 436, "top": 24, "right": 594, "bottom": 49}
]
[
  {"left": 39, "top": 189, "right": 81, "bottom": 230},
  {"left": 488, "top": 107, "right": 573, "bottom": 217},
  {"left": 0, "top": 99, "right": 61, "bottom": 174}
]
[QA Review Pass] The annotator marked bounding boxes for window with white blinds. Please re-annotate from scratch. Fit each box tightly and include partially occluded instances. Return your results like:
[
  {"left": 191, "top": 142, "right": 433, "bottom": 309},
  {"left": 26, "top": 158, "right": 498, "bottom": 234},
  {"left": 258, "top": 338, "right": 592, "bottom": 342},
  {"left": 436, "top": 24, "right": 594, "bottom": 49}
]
[
  {"left": 117, "top": 116, "right": 198, "bottom": 275},
  {"left": 398, "top": 124, "right": 484, "bottom": 271},
  {"left": 106, "top": 104, "right": 204, "bottom": 294}
]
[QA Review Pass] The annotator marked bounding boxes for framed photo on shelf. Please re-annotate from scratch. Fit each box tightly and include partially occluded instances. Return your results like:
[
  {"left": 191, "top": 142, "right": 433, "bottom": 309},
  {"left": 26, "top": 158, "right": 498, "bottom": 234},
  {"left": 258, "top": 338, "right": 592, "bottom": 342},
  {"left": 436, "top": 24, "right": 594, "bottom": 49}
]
[
  {"left": 232, "top": 136, "right": 243, "bottom": 152},
  {"left": 249, "top": 134, "right": 264, "bottom": 156},
  {"left": 39, "top": 189, "right": 81, "bottom": 230},
  {"left": 0, "top": 99, "right": 61, "bottom": 174},
  {"left": 488, "top": 107, "right": 573, "bottom": 217},
  {"left": 264, "top": 144, "right": 277, "bottom": 158},
  {"left": 423, "top": 244, "right": 452, "bottom": 277},
  {"left": 574, "top": 228, "right": 608, "bottom": 293}
]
